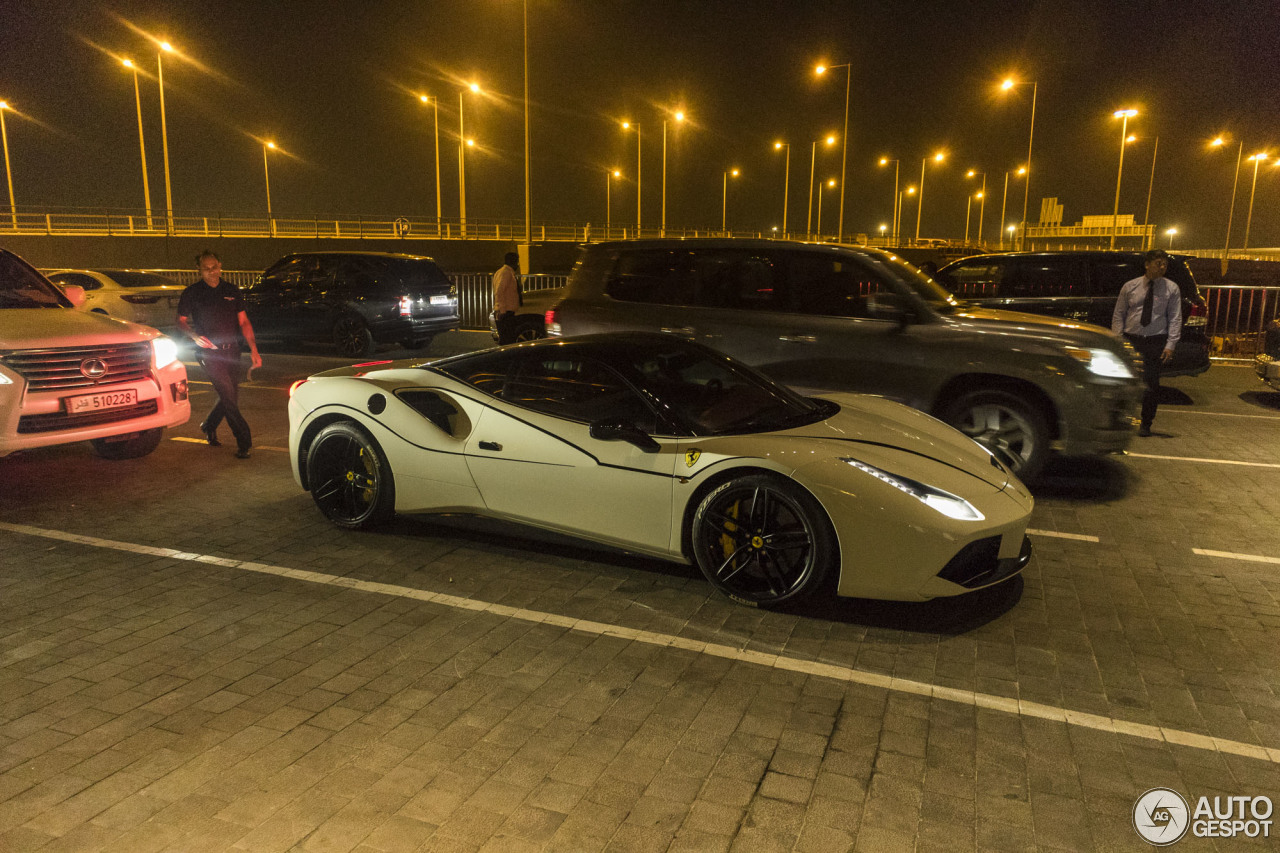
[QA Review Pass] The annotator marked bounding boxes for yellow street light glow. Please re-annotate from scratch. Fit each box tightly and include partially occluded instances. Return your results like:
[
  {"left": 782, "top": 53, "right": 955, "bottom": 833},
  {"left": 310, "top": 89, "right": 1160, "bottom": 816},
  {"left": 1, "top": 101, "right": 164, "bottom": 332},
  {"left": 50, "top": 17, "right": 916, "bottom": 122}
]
[
  {"left": 1211, "top": 137, "right": 1225, "bottom": 147},
  {"left": 934, "top": 152, "right": 945, "bottom": 162},
  {"left": 1113, "top": 108, "right": 1138, "bottom": 118},
  {"left": 976, "top": 192, "right": 983, "bottom": 199},
  {"left": 674, "top": 111, "right": 684, "bottom": 122},
  {"left": 469, "top": 82, "right": 480, "bottom": 93},
  {"left": 612, "top": 169, "right": 621, "bottom": 177},
  {"left": 1166, "top": 227, "right": 1177, "bottom": 235},
  {"left": 622, "top": 121, "right": 632, "bottom": 129},
  {"left": 1001, "top": 79, "right": 1015, "bottom": 90},
  {"left": 906, "top": 186, "right": 916, "bottom": 194},
  {"left": 880, "top": 157, "right": 888, "bottom": 165},
  {"left": 122, "top": 59, "right": 134, "bottom": 69},
  {"left": 160, "top": 42, "right": 173, "bottom": 52},
  {"left": 775, "top": 141, "right": 784, "bottom": 150},
  {"left": 466, "top": 138, "right": 475, "bottom": 147},
  {"left": 967, "top": 169, "right": 975, "bottom": 177},
  {"left": 266, "top": 141, "right": 276, "bottom": 150},
  {"left": 1249, "top": 152, "right": 1269, "bottom": 161},
  {"left": 731, "top": 168, "right": 740, "bottom": 177},
  {"left": 1018, "top": 167, "right": 1026, "bottom": 175},
  {"left": 827, "top": 178, "right": 836, "bottom": 187},
  {"left": 1126, "top": 135, "right": 1136, "bottom": 143},
  {"left": 816, "top": 65, "right": 827, "bottom": 74},
  {"left": 0, "top": 101, "right": 7, "bottom": 110},
  {"left": 826, "top": 135, "right": 836, "bottom": 145}
]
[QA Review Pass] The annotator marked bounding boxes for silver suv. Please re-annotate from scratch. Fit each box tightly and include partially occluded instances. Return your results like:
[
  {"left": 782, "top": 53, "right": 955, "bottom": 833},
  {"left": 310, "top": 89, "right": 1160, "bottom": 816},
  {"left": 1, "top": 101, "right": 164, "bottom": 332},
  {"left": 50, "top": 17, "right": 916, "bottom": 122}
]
[{"left": 545, "top": 239, "right": 1143, "bottom": 479}]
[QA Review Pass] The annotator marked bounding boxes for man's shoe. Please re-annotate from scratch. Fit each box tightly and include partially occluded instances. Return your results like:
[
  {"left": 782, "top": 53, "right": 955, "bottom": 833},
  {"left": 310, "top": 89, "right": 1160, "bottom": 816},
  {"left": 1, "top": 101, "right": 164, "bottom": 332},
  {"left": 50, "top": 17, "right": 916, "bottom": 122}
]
[
  {"left": 1138, "top": 424, "right": 1152, "bottom": 437},
  {"left": 234, "top": 447, "right": 251, "bottom": 459},
  {"left": 199, "top": 423, "right": 221, "bottom": 446}
]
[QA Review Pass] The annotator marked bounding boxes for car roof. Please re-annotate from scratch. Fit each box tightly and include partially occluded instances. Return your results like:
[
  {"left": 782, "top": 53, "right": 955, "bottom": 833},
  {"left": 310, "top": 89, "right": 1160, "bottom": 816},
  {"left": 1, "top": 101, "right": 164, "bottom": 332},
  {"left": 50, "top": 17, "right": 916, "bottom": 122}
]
[
  {"left": 278, "top": 251, "right": 437, "bottom": 261},
  {"left": 940, "top": 250, "right": 1191, "bottom": 266},
  {"left": 588, "top": 237, "right": 902, "bottom": 259},
  {"left": 433, "top": 331, "right": 729, "bottom": 367}
]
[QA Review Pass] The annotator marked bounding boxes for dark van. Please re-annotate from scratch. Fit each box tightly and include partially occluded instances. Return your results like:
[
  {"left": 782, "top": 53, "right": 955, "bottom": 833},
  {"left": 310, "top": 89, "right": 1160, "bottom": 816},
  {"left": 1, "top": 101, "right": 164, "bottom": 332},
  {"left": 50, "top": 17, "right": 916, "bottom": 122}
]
[
  {"left": 243, "top": 251, "right": 460, "bottom": 357},
  {"left": 934, "top": 251, "right": 1210, "bottom": 376}
]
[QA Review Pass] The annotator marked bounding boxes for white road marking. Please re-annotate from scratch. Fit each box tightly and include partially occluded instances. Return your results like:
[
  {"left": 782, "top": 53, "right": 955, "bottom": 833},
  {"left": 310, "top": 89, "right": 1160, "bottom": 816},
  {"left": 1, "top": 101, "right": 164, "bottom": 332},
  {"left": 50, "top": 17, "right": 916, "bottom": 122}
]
[
  {"left": 1, "top": 521, "right": 1275, "bottom": 765},
  {"left": 1163, "top": 409, "right": 1280, "bottom": 421},
  {"left": 1026, "top": 528, "right": 1100, "bottom": 542},
  {"left": 1194, "top": 548, "right": 1280, "bottom": 566},
  {"left": 1126, "top": 452, "right": 1280, "bottom": 469},
  {"left": 169, "top": 437, "right": 288, "bottom": 451}
]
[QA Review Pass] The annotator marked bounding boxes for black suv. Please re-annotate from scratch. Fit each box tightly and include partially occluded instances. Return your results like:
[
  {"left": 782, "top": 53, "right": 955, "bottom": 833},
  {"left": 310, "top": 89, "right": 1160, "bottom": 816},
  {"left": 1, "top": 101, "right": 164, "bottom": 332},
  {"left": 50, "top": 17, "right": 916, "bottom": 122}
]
[
  {"left": 934, "top": 251, "right": 1210, "bottom": 376},
  {"left": 243, "top": 251, "right": 459, "bottom": 357}
]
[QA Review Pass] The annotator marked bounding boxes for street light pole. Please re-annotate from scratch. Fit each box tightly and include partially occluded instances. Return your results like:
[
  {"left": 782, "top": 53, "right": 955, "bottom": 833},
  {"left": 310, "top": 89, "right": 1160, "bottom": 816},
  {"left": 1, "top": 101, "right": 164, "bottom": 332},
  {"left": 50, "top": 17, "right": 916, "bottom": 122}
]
[
  {"left": 1166, "top": 228, "right": 1177, "bottom": 249},
  {"left": 523, "top": 0, "right": 531, "bottom": 244},
  {"left": 915, "top": 152, "right": 944, "bottom": 244},
  {"left": 0, "top": 102, "right": 14, "bottom": 229},
  {"left": 816, "top": 63, "right": 852, "bottom": 241},
  {"left": 458, "top": 83, "right": 479, "bottom": 238},
  {"left": 816, "top": 178, "right": 835, "bottom": 239},
  {"left": 774, "top": 142, "right": 790, "bottom": 237},
  {"left": 965, "top": 194, "right": 973, "bottom": 244},
  {"left": 1213, "top": 138, "right": 1244, "bottom": 258},
  {"left": 661, "top": 110, "right": 684, "bottom": 237},
  {"left": 966, "top": 170, "right": 986, "bottom": 247},
  {"left": 262, "top": 141, "right": 275, "bottom": 237},
  {"left": 1110, "top": 109, "right": 1137, "bottom": 249},
  {"left": 605, "top": 169, "right": 619, "bottom": 238},
  {"left": 1243, "top": 153, "right": 1269, "bottom": 250},
  {"left": 622, "top": 121, "right": 640, "bottom": 235},
  {"left": 420, "top": 95, "right": 442, "bottom": 233},
  {"left": 1142, "top": 135, "right": 1159, "bottom": 249},
  {"left": 722, "top": 168, "right": 739, "bottom": 233},
  {"left": 122, "top": 60, "right": 153, "bottom": 230},
  {"left": 879, "top": 158, "right": 899, "bottom": 246},
  {"left": 1001, "top": 78, "right": 1037, "bottom": 250},
  {"left": 897, "top": 187, "right": 914, "bottom": 245},
  {"left": 157, "top": 42, "right": 175, "bottom": 235}
]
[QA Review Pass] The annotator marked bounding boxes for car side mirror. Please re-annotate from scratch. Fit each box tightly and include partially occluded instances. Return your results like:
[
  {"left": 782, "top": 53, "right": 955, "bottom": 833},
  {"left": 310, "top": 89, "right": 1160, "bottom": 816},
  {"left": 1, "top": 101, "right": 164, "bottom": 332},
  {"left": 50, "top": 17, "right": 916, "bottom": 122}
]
[
  {"left": 60, "top": 284, "right": 86, "bottom": 308},
  {"left": 867, "top": 292, "right": 912, "bottom": 327},
  {"left": 590, "top": 418, "right": 660, "bottom": 453}
]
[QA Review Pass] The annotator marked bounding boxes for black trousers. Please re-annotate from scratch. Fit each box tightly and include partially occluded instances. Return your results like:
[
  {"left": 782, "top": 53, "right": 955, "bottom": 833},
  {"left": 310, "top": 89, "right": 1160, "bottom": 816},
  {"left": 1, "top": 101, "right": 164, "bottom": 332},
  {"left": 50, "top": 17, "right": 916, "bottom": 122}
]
[
  {"left": 495, "top": 311, "right": 519, "bottom": 345},
  {"left": 1125, "top": 333, "right": 1167, "bottom": 427},
  {"left": 199, "top": 347, "right": 252, "bottom": 451}
]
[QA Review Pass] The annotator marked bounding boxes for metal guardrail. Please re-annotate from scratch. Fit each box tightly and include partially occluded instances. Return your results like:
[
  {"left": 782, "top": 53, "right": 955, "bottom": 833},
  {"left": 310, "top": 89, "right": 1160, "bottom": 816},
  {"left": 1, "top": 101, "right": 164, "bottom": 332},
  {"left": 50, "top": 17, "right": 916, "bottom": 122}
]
[{"left": 1204, "top": 286, "right": 1280, "bottom": 357}]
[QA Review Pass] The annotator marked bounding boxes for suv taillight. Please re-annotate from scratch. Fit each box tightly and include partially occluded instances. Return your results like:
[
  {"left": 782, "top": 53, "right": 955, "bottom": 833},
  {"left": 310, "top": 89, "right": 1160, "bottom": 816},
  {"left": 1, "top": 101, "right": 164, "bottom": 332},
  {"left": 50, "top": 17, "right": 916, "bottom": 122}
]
[
  {"left": 398, "top": 295, "right": 413, "bottom": 317},
  {"left": 545, "top": 308, "right": 561, "bottom": 337},
  {"left": 1186, "top": 302, "right": 1207, "bottom": 327}
]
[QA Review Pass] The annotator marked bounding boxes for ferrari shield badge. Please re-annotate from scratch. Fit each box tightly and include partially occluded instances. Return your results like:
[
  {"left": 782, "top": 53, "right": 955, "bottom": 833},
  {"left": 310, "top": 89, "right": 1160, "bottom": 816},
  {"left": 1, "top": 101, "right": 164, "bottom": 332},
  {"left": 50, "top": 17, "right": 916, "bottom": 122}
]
[{"left": 684, "top": 449, "right": 701, "bottom": 468}]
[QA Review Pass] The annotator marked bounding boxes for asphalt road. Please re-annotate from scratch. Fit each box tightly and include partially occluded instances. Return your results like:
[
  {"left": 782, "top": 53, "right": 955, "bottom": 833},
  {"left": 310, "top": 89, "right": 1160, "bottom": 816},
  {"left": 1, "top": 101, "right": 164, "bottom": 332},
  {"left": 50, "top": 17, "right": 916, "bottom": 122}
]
[{"left": 2, "top": 341, "right": 1278, "bottom": 852}]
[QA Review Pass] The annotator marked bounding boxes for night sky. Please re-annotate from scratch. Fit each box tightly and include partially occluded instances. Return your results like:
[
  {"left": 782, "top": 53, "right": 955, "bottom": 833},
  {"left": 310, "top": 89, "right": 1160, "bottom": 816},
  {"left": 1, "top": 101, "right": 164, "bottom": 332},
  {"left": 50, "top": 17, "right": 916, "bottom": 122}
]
[{"left": 4, "top": 0, "right": 1279, "bottom": 248}]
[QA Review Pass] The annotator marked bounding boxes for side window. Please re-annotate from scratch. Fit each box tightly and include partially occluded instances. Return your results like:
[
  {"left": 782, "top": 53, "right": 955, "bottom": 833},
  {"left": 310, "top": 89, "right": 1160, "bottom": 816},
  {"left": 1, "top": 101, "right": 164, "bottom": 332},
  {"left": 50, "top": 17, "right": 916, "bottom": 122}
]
[
  {"left": 605, "top": 250, "right": 692, "bottom": 305},
  {"left": 505, "top": 356, "right": 657, "bottom": 430},
  {"left": 1090, "top": 259, "right": 1143, "bottom": 297},
  {"left": 1008, "top": 259, "right": 1083, "bottom": 298},
  {"left": 50, "top": 272, "right": 102, "bottom": 291},
  {"left": 939, "top": 260, "right": 1006, "bottom": 297},
  {"left": 688, "top": 252, "right": 780, "bottom": 310},
  {"left": 785, "top": 253, "right": 885, "bottom": 318},
  {"left": 396, "top": 389, "right": 462, "bottom": 435},
  {"left": 439, "top": 350, "right": 514, "bottom": 398}
]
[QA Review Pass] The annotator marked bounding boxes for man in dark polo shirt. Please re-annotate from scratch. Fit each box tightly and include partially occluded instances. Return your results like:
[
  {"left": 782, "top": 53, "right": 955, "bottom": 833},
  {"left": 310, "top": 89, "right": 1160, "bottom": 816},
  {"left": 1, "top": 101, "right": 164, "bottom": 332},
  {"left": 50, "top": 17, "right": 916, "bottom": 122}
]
[{"left": 177, "top": 250, "right": 262, "bottom": 458}]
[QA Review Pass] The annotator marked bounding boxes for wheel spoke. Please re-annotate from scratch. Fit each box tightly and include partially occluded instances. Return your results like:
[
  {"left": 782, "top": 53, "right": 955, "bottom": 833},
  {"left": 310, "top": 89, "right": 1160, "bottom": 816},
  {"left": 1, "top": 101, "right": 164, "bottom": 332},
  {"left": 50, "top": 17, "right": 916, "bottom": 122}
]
[
  {"left": 764, "top": 527, "right": 811, "bottom": 552},
  {"left": 757, "top": 551, "right": 791, "bottom": 596},
  {"left": 714, "top": 542, "right": 756, "bottom": 582}
]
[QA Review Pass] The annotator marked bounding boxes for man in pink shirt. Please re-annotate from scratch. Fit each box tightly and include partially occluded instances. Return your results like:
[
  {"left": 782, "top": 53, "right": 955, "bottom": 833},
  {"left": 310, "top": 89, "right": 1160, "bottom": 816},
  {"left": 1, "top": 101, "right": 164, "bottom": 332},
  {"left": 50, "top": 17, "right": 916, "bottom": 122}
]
[{"left": 492, "top": 251, "right": 523, "bottom": 345}]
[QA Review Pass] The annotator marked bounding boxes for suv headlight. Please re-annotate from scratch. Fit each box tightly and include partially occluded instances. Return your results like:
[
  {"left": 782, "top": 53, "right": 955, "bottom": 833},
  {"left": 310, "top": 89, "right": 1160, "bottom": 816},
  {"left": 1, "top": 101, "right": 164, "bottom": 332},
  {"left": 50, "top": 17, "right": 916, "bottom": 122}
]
[
  {"left": 841, "top": 458, "right": 984, "bottom": 521},
  {"left": 1065, "top": 347, "right": 1134, "bottom": 379},
  {"left": 153, "top": 336, "right": 179, "bottom": 369}
]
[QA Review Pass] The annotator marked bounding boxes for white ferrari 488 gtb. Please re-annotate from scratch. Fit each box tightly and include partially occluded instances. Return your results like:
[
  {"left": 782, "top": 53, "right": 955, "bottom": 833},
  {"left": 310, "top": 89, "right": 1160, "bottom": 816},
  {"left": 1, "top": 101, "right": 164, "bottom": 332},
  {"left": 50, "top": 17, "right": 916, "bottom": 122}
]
[{"left": 288, "top": 333, "right": 1033, "bottom": 607}]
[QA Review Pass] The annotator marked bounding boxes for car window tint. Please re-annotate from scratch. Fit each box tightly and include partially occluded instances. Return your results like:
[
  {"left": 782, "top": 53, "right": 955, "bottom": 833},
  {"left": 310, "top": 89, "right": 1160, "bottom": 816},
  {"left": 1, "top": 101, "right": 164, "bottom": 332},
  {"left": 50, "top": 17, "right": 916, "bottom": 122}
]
[
  {"left": 396, "top": 389, "right": 460, "bottom": 435},
  {"left": 0, "top": 253, "right": 66, "bottom": 308},
  {"left": 605, "top": 249, "right": 692, "bottom": 305},
  {"left": 784, "top": 252, "right": 885, "bottom": 318},
  {"left": 940, "top": 260, "right": 1006, "bottom": 297},
  {"left": 1008, "top": 258, "right": 1084, "bottom": 297},
  {"left": 101, "top": 271, "right": 178, "bottom": 288},
  {"left": 437, "top": 350, "right": 513, "bottom": 397},
  {"left": 1089, "top": 259, "right": 1143, "bottom": 296},
  {"left": 50, "top": 272, "right": 102, "bottom": 291},
  {"left": 399, "top": 259, "right": 451, "bottom": 286},
  {"left": 687, "top": 251, "right": 780, "bottom": 310},
  {"left": 505, "top": 356, "right": 657, "bottom": 430}
]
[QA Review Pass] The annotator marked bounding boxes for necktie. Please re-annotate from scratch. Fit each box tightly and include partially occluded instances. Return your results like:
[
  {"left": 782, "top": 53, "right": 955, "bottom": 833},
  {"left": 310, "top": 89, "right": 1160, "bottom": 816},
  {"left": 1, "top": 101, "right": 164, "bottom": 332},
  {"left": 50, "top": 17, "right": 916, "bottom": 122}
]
[
  {"left": 1140, "top": 280, "right": 1154, "bottom": 327},
  {"left": 517, "top": 273, "right": 524, "bottom": 307}
]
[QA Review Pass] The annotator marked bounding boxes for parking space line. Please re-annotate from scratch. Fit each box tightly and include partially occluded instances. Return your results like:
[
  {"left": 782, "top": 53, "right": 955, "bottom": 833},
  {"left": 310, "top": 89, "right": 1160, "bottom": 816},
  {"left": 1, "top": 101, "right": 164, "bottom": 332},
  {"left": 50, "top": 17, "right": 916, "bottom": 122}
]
[
  {"left": 1126, "top": 452, "right": 1280, "bottom": 469},
  {"left": 168, "top": 437, "right": 289, "bottom": 451},
  {"left": 1026, "top": 528, "right": 1100, "bottom": 542},
  {"left": 1163, "top": 409, "right": 1280, "bottom": 421},
  {"left": 1, "top": 520, "right": 1276, "bottom": 765},
  {"left": 1193, "top": 548, "right": 1280, "bottom": 566}
]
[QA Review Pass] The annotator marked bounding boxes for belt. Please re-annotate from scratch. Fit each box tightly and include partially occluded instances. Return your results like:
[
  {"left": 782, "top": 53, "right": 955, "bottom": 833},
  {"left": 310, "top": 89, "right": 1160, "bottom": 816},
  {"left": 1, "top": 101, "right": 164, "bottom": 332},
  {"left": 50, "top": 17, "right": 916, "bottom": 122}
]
[{"left": 1125, "top": 332, "right": 1167, "bottom": 339}]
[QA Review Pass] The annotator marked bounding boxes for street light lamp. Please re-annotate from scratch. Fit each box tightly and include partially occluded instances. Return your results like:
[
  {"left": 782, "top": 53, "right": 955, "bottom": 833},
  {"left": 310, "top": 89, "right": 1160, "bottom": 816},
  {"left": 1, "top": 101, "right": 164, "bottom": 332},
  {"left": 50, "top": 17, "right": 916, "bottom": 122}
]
[
  {"left": 879, "top": 157, "right": 900, "bottom": 245},
  {"left": 1166, "top": 227, "right": 1177, "bottom": 249},
  {"left": 121, "top": 60, "right": 153, "bottom": 230},
  {"left": 622, "top": 120, "right": 641, "bottom": 234},
  {"left": 1211, "top": 136, "right": 1245, "bottom": 261},
  {"left": 1243, "top": 152, "right": 1269, "bottom": 250},
  {"left": 722, "top": 168, "right": 739, "bottom": 233},
  {"left": 661, "top": 109, "right": 685, "bottom": 236},
  {"left": 0, "top": 101, "right": 14, "bottom": 228},
  {"left": 816, "top": 178, "right": 836, "bottom": 240},
  {"left": 458, "top": 82, "right": 480, "bottom": 237},
  {"left": 774, "top": 141, "right": 790, "bottom": 236},
  {"left": 808, "top": 134, "right": 836, "bottom": 237},
  {"left": 816, "top": 62, "right": 852, "bottom": 241},
  {"left": 156, "top": 40, "right": 176, "bottom": 235},
  {"left": 262, "top": 141, "right": 276, "bottom": 236},
  {"left": 999, "top": 166, "right": 1025, "bottom": 249},
  {"left": 1110, "top": 108, "right": 1138, "bottom": 249},
  {"left": 966, "top": 169, "right": 986, "bottom": 246},
  {"left": 1000, "top": 77, "right": 1037, "bottom": 249},
  {"left": 605, "top": 168, "right": 620, "bottom": 238},
  {"left": 915, "top": 151, "right": 945, "bottom": 244},
  {"left": 419, "top": 95, "right": 442, "bottom": 232}
]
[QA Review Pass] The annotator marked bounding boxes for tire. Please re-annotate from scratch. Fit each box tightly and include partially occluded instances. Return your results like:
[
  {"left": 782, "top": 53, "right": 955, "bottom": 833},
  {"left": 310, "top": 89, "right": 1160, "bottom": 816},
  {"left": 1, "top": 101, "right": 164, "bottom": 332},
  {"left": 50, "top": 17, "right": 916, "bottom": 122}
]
[
  {"left": 512, "top": 317, "right": 545, "bottom": 342},
  {"left": 90, "top": 427, "right": 163, "bottom": 460},
  {"left": 333, "top": 313, "right": 375, "bottom": 358},
  {"left": 305, "top": 421, "right": 396, "bottom": 529},
  {"left": 690, "top": 473, "right": 836, "bottom": 607},
  {"left": 942, "top": 389, "right": 1049, "bottom": 481}
]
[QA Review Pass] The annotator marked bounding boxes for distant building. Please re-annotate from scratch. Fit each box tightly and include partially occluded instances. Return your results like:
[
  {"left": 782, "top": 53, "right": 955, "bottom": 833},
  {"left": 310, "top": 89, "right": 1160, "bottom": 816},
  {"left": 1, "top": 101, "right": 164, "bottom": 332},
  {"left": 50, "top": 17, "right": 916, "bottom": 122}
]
[{"left": 1014, "top": 198, "right": 1154, "bottom": 250}]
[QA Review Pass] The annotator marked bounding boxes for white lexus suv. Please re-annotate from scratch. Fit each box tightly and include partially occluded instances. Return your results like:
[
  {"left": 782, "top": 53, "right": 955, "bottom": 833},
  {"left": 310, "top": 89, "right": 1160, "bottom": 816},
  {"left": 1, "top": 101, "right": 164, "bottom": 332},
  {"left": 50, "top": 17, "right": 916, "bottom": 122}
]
[{"left": 0, "top": 248, "right": 190, "bottom": 459}]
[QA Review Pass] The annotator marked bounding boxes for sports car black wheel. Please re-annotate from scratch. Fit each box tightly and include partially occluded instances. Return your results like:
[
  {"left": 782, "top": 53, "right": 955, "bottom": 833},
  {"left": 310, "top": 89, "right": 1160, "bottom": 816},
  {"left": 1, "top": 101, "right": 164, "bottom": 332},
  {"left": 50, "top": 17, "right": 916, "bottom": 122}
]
[
  {"left": 306, "top": 421, "right": 395, "bottom": 529},
  {"left": 942, "top": 389, "right": 1048, "bottom": 481},
  {"left": 333, "top": 313, "right": 375, "bottom": 358},
  {"left": 691, "top": 474, "right": 836, "bottom": 607}
]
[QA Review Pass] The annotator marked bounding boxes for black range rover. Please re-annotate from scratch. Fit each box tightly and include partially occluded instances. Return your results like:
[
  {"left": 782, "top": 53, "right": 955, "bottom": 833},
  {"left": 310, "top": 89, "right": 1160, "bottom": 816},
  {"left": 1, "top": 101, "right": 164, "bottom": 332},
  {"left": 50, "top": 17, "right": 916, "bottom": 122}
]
[
  {"left": 243, "top": 251, "right": 460, "bottom": 357},
  {"left": 934, "top": 251, "right": 1211, "bottom": 376}
]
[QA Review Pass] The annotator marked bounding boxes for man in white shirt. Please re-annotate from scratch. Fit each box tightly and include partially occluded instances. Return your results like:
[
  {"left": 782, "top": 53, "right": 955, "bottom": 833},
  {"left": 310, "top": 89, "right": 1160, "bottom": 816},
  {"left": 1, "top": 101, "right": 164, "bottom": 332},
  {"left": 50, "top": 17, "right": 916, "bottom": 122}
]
[
  {"left": 492, "top": 251, "right": 523, "bottom": 345},
  {"left": 1111, "top": 248, "right": 1182, "bottom": 437}
]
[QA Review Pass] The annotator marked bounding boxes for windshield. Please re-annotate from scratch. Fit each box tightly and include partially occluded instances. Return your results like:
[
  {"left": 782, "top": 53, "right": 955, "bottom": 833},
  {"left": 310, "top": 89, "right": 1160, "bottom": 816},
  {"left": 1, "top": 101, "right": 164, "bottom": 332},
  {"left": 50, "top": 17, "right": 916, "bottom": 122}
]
[
  {"left": 869, "top": 251, "right": 962, "bottom": 313},
  {"left": 101, "top": 270, "right": 182, "bottom": 288},
  {"left": 0, "top": 252, "right": 70, "bottom": 309}
]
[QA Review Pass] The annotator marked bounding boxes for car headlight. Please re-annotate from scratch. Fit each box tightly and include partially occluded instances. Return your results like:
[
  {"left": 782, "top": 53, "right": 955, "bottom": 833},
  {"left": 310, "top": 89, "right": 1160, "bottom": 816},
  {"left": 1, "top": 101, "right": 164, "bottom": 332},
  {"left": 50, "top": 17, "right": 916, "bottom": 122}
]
[
  {"left": 152, "top": 336, "right": 179, "bottom": 369},
  {"left": 1066, "top": 347, "right": 1134, "bottom": 379},
  {"left": 841, "top": 458, "right": 985, "bottom": 521}
]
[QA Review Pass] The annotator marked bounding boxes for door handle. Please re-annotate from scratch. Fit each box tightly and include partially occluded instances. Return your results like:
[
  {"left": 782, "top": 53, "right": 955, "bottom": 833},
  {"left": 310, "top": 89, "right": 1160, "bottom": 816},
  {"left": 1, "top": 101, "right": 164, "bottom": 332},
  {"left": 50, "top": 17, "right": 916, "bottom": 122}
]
[
  {"left": 779, "top": 334, "right": 817, "bottom": 344},
  {"left": 660, "top": 326, "right": 696, "bottom": 337},
  {"left": 478, "top": 440, "right": 502, "bottom": 451}
]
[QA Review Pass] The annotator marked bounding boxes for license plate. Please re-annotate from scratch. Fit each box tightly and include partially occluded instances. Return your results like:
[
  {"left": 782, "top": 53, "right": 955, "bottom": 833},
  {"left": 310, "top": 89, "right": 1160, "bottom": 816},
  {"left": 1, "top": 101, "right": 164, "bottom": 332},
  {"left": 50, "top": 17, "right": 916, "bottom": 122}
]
[
  {"left": 430, "top": 295, "right": 452, "bottom": 305},
  {"left": 67, "top": 389, "right": 138, "bottom": 414}
]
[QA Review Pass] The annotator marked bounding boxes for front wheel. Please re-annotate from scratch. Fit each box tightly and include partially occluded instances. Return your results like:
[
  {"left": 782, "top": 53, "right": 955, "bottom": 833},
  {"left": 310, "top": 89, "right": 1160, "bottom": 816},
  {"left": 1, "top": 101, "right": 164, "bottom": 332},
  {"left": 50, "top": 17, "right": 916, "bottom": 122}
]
[
  {"left": 306, "top": 421, "right": 395, "bottom": 529},
  {"left": 512, "top": 317, "right": 545, "bottom": 342},
  {"left": 333, "top": 313, "right": 375, "bottom": 358},
  {"left": 942, "top": 389, "right": 1049, "bottom": 481},
  {"left": 90, "top": 427, "right": 163, "bottom": 460},
  {"left": 691, "top": 474, "right": 836, "bottom": 607}
]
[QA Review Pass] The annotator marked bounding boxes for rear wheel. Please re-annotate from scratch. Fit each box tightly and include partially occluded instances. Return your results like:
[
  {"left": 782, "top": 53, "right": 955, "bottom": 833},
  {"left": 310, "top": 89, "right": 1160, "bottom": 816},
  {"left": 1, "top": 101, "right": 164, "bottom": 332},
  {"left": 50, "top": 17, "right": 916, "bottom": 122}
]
[
  {"left": 333, "top": 313, "right": 375, "bottom": 358},
  {"left": 306, "top": 421, "right": 395, "bottom": 529},
  {"left": 512, "top": 317, "right": 545, "bottom": 342},
  {"left": 691, "top": 473, "right": 836, "bottom": 607},
  {"left": 942, "top": 389, "right": 1049, "bottom": 480},
  {"left": 90, "top": 427, "right": 163, "bottom": 460}
]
